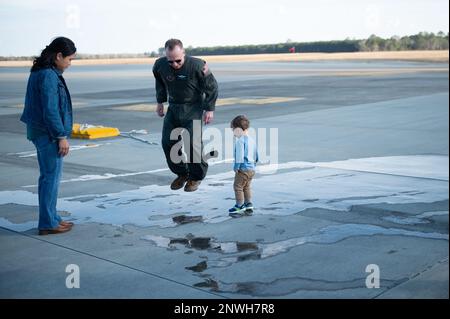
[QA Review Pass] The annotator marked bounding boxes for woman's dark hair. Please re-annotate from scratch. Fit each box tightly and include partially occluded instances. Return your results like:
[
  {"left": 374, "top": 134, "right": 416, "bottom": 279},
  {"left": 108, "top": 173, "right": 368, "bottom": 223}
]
[{"left": 31, "top": 37, "right": 76, "bottom": 72}]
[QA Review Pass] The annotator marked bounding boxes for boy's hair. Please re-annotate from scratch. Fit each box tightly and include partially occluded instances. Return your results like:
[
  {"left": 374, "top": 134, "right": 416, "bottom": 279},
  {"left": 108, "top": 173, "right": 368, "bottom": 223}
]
[{"left": 231, "top": 115, "right": 250, "bottom": 130}]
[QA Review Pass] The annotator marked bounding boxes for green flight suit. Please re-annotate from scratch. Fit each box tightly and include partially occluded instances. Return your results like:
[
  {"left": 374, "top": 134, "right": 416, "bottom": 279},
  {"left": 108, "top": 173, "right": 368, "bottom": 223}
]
[{"left": 153, "top": 55, "right": 218, "bottom": 180}]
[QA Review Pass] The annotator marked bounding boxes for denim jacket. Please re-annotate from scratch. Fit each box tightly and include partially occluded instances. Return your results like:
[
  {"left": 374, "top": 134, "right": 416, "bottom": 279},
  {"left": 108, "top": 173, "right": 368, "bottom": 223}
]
[{"left": 20, "top": 67, "right": 73, "bottom": 140}]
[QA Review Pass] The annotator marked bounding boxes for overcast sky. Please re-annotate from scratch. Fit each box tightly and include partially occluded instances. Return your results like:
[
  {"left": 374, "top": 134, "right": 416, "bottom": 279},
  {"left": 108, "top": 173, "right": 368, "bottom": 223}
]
[{"left": 0, "top": 0, "right": 448, "bottom": 56}]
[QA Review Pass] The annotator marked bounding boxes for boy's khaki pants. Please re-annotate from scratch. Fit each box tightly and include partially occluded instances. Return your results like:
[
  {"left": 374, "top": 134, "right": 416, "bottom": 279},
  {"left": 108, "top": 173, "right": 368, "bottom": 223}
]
[{"left": 233, "top": 170, "right": 255, "bottom": 204}]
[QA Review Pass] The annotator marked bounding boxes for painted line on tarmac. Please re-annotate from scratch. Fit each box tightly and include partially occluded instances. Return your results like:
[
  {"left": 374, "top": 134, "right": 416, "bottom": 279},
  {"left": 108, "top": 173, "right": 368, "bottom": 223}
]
[{"left": 22, "top": 158, "right": 234, "bottom": 188}]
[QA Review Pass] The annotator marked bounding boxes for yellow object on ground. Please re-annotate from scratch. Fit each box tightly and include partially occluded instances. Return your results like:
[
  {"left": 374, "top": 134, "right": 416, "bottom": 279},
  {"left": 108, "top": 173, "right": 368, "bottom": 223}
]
[{"left": 72, "top": 123, "right": 120, "bottom": 139}]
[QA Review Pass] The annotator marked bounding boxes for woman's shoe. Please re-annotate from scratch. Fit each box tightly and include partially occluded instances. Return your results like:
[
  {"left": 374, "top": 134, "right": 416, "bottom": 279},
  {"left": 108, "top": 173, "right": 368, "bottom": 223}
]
[
  {"left": 59, "top": 221, "right": 74, "bottom": 227},
  {"left": 38, "top": 225, "right": 72, "bottom": 235}
]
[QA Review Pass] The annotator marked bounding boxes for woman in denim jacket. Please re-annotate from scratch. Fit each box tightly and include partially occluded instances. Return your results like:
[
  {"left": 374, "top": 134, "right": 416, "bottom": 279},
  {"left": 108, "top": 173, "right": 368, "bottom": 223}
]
[{"left": 20, "top": 37, "right": 76, "bottom": 235}]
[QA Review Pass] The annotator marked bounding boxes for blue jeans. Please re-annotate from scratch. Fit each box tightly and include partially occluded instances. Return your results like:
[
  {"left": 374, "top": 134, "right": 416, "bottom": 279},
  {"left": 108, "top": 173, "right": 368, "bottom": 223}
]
[{"left": 32, "top": 135, "right": 63, "bottom": 229}]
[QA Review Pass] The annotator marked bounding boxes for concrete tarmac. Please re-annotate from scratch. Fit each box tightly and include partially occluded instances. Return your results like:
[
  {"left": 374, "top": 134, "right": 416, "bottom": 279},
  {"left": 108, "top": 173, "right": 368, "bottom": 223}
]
[{"left": 0, "top": 60, "right": 448, "bottom": 298}]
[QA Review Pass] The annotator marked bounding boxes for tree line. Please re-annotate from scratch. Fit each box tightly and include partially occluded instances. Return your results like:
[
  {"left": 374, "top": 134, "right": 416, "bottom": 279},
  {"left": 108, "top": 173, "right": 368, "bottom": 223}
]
[
  {"left": 184, "top": 32, "right": 448, "bottom": 56},
  {"left": 1, "top": 32, "right": 448, "bottom": 61},
  {"left": 358, "top": 31, "right": 448, "bottom": 51}
]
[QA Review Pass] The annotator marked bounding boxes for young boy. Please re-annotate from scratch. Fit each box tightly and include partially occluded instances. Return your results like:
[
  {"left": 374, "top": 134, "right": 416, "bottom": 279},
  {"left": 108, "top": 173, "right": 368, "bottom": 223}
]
[{"left": 229, "top": 115, "right": 258, "bottom": 216}]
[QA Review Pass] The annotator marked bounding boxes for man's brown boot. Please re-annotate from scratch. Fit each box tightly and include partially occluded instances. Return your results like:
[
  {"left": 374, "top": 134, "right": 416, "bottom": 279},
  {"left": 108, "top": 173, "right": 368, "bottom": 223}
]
[
  {"left": 184, "top": 180, "right": 201, "bottom": 192},
  {"left": 170, "top": 174, "right": 189, "bottom": 190}
]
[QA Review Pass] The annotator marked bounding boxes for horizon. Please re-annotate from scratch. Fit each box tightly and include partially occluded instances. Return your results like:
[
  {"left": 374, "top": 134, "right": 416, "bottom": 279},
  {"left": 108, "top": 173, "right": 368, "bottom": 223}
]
[
  {"left": 0, "top": 0, "right": 449, "bottom": 56},
  {"left": 1, "top": 32, "right": 448, "bottom": 58}
]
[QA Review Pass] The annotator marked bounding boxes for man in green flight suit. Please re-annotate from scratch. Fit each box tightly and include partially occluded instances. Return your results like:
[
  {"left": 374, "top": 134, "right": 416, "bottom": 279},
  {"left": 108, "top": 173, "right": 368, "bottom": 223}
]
[{"left": 153, "top": 39, "right": 219, "bottom": 192}]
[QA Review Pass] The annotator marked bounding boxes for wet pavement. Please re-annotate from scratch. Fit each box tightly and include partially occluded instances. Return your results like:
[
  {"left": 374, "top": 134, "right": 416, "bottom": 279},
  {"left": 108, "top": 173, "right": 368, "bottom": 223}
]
[{"left": 0, "top": 60, "right": 448, "bottom": 298}]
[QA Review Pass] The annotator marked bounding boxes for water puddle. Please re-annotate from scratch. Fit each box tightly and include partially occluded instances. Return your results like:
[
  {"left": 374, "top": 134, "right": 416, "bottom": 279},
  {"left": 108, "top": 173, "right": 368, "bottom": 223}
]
[
  {"left": 382, "top": 210, "right": 448, "bottom": 225},
  {"left": 172, "top": 215, "right": 204, "bottom": 225},
  {"left": 193, "top": 275, "right": 399, "bottom": 296}
]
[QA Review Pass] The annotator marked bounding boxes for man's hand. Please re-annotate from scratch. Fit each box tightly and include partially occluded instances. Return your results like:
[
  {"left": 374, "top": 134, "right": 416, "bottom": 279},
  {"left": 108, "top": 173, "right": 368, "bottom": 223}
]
[
  {"left": 58, "top": 138, "right": 70, "bottom": 157},
  {"left": 156, "top": 103, "right": 165, "bottom": 117},
  {"left": 203, "top": 111, "right": 214, "bottom": 125}
]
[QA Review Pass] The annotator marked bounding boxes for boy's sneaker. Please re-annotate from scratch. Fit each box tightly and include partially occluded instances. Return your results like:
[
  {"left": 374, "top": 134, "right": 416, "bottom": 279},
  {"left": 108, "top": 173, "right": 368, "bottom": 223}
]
[
  {"left": 244, "top": 202, "right": 254, "bottom": 214},
  {"left": 229, "top": 204, "right": 246, "bottom": 217},
  {"left": 229, "top": 204, "right": 245, "bottom": 213}
]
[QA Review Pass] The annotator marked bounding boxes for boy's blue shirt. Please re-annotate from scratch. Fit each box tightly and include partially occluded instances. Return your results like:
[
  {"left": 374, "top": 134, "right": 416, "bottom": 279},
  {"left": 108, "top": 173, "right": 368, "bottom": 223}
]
[{"left": 233, "top": 135, "right": 259, "bottom": 171}]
